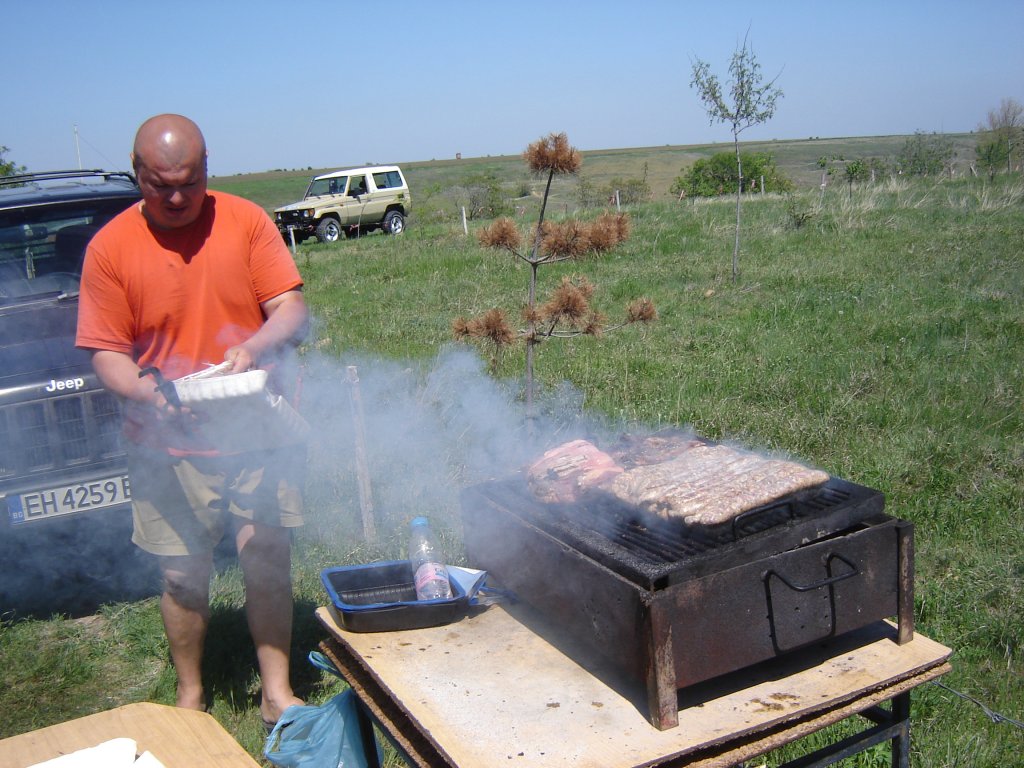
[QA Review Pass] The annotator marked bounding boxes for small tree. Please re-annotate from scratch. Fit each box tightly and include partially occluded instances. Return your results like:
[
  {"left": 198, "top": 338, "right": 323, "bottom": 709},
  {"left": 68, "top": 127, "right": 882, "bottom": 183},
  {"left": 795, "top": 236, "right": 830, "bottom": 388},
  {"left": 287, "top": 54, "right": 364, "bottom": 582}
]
[
  {"left": 815, "top": 154, "right": 842, "bottom": 203},
  {"left": 579, "top": 165, "right": 651, "bottom": 208},
  {"left": 1, "top": 146, "right": 26, "bottom": 178},
  {"left": 976, "top": 136, "right": 1008, "bottom": 180},
  {"left": 690, "top": 33, "right": 783, "bottom": 281},
  {"left": 896, "top": 131, "right": 955, "bottom": 177},
  {"left": 445, "top": 171, "right": 512, "bottom": 220},
  {"left": 976, "top": 98, "right": 1023, "bottom": 178},
  {"left": 842, "top": 159, "right": 871, "bottom": 200},
  {"left": 453, "top": 133, "right": 656, "bottom": 419},
  {"left": 818, "top": 155, "right": 891, "bottom": 200}
]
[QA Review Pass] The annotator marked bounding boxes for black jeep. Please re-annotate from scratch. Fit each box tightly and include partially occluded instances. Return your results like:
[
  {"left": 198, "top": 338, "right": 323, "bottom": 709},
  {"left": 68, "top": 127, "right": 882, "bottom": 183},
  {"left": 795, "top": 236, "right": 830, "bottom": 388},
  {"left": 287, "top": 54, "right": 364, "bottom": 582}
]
[{"left": 0, "top": 170, "right": 156, "bottom": 615}]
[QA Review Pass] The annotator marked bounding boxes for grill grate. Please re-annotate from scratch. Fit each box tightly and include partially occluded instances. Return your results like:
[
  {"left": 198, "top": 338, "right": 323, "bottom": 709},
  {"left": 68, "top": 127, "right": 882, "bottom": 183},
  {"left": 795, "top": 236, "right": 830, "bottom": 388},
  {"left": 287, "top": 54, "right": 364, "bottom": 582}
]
[
  {"left": 0, "top": 390, "right": 123, "bottom": 478},
  {"left": 339, "top": 582, "right": 419, "bottom": 606},
  {"left": 490, "top": 477, "right": 879, "bottom": 588}
]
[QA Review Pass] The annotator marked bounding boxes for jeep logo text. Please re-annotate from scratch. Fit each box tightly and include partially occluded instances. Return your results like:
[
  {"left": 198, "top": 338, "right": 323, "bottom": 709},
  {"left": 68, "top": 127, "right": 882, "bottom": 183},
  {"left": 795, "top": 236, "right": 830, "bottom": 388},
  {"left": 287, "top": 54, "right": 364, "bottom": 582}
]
[{"left": 45, "top": 378, "right": 86, "bottom": 392}]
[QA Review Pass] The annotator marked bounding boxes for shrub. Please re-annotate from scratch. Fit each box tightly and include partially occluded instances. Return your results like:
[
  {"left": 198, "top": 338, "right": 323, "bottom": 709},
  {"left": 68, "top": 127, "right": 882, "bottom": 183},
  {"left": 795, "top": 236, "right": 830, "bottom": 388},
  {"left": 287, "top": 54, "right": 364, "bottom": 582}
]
[
  {"left": 896, "top": 131, "right": 956, "bottom": 177},
  {"left": 607, "top": 175, "right": 651, "bottom": 205},
  {"left": 671, "top": 151, "right": 793, "bottom": 198},
  {"left": 444, "top": 172, "right": 513, "bottom": 220},
  {"left": 577, "top": 166, "right": 652, "bottom": 208}
]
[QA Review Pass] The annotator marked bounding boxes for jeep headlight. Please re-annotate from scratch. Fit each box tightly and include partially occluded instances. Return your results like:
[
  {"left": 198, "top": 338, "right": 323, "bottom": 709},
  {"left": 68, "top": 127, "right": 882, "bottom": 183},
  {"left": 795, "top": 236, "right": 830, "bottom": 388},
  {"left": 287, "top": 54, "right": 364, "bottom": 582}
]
[{"left": 302, "top": 209, "right": 313, "bottom": 218}]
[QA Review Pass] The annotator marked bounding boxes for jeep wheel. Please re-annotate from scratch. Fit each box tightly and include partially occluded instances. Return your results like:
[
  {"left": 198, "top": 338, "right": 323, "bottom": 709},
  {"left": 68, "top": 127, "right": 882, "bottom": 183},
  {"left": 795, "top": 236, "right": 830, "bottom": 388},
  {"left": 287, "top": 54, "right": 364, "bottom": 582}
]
[
  {"left": 316, "top": 218, "right": 344, "bottom": 243},
  {"left": 383, "top": 210, "right": 405, "bottom": 235}
]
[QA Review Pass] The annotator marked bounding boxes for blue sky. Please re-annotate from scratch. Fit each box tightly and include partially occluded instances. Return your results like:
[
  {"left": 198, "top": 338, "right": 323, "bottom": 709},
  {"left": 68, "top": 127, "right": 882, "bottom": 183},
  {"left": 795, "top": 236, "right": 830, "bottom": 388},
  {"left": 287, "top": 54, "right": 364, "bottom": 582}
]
[{"left": 4, "top": 1, "right": 1022, "bottom": 177}]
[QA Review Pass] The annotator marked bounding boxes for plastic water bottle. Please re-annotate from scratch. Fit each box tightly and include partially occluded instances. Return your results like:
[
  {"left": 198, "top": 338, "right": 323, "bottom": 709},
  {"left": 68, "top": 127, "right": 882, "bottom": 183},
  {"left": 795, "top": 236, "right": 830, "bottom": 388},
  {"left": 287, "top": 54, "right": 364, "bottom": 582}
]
[{"left": 408, "top": 517, "right": 453, "bottom": 600}]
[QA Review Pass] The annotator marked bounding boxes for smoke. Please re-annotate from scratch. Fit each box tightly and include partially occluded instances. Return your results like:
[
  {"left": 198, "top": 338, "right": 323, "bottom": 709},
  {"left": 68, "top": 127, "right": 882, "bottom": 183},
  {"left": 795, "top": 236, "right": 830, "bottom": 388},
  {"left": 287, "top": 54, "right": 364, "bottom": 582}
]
[
  {"left": 0, "top": 344, "right": 610, "bottom": 618},
  {"left": 295, "top": 345, "right": 606, "bottom": 550},
  {"left": 0, "top": 337, "right": 828, "bottom": 618}
]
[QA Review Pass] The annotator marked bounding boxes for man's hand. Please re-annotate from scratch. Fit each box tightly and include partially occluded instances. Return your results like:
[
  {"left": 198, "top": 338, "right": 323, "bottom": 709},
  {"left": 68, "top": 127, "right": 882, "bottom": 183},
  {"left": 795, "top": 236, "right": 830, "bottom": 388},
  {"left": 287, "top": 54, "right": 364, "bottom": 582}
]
[
  {"left": 224, "top": 289, "right": 308, "bottom": 372},
  {"left": 224, "top": 345, "right": 256, "bottom": 374}
]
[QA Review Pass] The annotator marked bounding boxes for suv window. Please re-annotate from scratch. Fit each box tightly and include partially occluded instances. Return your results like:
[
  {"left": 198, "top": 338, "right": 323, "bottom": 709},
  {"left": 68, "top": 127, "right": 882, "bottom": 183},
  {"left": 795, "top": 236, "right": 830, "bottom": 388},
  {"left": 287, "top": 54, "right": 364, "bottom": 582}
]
[
  {"left": 348, "top": 175, "right": 368, "bottom": 196},
  {"left": 0, "top": 199, "right": 130, "bottom": 302},
  {"left": 307, "top": 176, "right": 345, "bottom": 198},
  {"left": 373, "top": 170, "right": 403, "bottom": 189}
]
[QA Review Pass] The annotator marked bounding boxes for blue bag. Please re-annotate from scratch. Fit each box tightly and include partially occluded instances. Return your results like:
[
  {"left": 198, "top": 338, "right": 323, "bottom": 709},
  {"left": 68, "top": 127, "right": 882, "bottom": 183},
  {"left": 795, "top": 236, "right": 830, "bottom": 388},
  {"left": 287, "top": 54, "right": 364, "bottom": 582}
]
[{"left": 264, "top": 652, "right": 382, "bottom": 768}]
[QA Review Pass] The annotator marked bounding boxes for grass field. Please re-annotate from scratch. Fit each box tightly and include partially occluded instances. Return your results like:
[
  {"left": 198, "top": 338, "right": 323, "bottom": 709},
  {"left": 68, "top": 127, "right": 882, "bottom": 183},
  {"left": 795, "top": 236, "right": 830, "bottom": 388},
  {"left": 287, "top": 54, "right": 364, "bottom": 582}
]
[
  {"left": 210, "top": 133, "right": 979, "bottom": 212},
  {"left": 1, "top": 136, "right": 1020, "bottom": 767}
]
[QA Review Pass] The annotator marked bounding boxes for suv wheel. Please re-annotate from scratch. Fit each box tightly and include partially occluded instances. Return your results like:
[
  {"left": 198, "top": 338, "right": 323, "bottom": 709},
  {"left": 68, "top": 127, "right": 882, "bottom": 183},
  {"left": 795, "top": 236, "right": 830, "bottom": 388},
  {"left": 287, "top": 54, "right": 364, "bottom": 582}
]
[
  {"left": 316, "top": 217, "right": 344, "bottom": 243},
  {"left": 383, "top": 210, "right": 405, "bottom": 235}
]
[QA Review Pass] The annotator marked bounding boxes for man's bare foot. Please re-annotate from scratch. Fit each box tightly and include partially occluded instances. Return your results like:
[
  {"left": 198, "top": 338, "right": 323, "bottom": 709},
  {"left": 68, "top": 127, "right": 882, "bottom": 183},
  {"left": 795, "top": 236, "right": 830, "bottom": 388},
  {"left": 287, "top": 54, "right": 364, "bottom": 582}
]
[
  {"left": 176, "top": 685, "right": 207, "bottom": 712},
  {"left": 261, "top": 694, "right": 304, "bottom": 728}
]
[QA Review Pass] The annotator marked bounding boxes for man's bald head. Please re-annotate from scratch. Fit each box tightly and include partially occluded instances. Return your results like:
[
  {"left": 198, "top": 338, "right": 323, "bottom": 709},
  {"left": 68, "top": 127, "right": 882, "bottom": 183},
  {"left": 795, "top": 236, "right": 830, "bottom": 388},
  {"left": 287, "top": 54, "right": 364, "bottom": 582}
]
[
  {"left": 132, "top": 114, "right": 209, "bottom": 230},
  {"left": 132, "top": 114, "right": 207, "bottom": 173}
]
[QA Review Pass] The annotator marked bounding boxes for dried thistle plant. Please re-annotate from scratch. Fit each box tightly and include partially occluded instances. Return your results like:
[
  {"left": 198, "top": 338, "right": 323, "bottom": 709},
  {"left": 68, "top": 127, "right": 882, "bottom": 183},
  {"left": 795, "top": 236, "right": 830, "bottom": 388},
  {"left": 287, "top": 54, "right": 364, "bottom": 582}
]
[
  {"left": 538, "top": 275, "right": 596, "bottom": 328},
  {"left": 457, "top": 132, "right": 655, "bottom": 419},
  {"left": 539, "top": 220, "right": 591, "bottom": 259},
  {"left": 524, "top": 132, "right": 582, "bottom": 175},
  {"left": 586, "top": 212, "right": 632, "bottom": 251},
  {"left": 477, "top": 217, "right": 522, "bottom": 252},
  {"left": 627, "top": 297, "right": 658, "bottom": 324},
  {"left": 452, "top": 308, "right": 515, "bottom": 373}
]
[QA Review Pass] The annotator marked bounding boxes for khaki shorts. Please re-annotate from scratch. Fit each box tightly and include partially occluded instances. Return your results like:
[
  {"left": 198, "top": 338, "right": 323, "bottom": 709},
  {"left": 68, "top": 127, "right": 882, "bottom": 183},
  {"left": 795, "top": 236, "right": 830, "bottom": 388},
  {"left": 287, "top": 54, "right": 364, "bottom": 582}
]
[{"left": 127, "top": 445, "right": 305, "bottom": 557}]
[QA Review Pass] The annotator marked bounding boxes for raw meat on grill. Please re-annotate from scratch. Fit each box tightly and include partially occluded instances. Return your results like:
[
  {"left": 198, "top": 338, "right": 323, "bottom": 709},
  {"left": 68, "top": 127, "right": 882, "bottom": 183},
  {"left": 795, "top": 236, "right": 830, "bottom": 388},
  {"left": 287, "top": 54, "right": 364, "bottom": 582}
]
[
  {"left": 606, "top": 431, "right": 708, "bottom": 468},
  {"left": 604, "top": 443, "right": 830, "bottom": 526},
  {"left": 526, "top": 439, "right": 625, "bottom": 503}
]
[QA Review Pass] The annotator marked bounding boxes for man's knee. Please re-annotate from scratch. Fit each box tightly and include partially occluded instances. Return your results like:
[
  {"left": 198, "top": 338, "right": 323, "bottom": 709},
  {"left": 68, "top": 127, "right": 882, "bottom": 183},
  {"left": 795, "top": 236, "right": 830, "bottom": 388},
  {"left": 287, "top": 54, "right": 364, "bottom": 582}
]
[
  {"left": 159, "top": 556, "right": 212, "bottom": 609},
  {"left": 236, "top": 521, "right": 291, "bottom": 561},
  {"left": 236, "top": 523, "right": 292, "bottom": 593}
]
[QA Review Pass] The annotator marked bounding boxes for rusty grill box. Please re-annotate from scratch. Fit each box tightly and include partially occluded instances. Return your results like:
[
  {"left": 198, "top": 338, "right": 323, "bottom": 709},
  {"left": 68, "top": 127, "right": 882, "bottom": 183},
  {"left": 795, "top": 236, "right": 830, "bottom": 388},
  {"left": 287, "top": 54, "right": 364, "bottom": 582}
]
[{"left": 461, "top": 475, "right": 914, "bottom": 730}]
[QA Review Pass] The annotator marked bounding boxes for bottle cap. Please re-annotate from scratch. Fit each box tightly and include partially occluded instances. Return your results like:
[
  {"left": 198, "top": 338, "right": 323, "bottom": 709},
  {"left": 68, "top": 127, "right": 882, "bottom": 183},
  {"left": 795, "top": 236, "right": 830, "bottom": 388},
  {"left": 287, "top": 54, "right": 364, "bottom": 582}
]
[{"left": 411, "top": 516, "right": 428, "bottom": 527}]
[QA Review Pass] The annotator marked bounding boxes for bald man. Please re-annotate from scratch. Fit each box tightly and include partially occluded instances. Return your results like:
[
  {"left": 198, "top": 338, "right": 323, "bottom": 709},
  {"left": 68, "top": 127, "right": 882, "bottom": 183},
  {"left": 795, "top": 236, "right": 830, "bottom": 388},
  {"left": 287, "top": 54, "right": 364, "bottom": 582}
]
[{"left": 77, "top": 114, "right": 308, "bottom": 729}]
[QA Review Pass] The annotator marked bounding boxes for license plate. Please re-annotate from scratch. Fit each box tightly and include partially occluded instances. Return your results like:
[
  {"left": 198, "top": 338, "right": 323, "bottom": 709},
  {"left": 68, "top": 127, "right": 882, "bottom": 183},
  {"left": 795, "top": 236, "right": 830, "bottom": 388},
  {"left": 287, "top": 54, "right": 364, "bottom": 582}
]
[{"left": 7, "top": 475, "right": 131, "bottom": 525}]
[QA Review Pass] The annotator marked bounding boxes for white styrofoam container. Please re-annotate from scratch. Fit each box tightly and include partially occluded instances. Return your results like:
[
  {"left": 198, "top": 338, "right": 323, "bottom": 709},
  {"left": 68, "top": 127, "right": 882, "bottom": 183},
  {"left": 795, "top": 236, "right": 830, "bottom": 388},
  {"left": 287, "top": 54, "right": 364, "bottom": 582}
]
[
  {"left": 172, "top": 367, "right": 310, "bottom": 451},
  {"left": 174, "top": 368, "right": 268, "bottom": 403}
]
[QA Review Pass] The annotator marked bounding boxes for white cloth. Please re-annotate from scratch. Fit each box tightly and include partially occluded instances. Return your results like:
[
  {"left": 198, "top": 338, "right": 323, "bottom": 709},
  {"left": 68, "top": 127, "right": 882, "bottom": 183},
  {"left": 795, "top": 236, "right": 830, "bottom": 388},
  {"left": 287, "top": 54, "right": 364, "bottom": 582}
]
[{"left": 28, "top": 737, "right": 167, "bottom": 767}]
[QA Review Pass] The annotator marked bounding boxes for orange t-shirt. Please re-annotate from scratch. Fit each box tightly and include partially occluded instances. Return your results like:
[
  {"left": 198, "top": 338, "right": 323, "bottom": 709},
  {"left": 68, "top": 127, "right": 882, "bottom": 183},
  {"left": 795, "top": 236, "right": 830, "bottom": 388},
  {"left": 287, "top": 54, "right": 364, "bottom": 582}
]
[
  {"left": 76, "top": 190, "right": 303, "bottom": 452},
  {"left": 77, "top": 190, "right": 301, "bottom": 376}
]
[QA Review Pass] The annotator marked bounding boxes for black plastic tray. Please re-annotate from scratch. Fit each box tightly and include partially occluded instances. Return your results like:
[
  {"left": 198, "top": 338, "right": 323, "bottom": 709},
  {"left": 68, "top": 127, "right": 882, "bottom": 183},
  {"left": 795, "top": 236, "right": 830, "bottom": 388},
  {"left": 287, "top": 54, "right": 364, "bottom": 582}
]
[{"left": 321, "top": 560, "right": 469, "bottom": 633}]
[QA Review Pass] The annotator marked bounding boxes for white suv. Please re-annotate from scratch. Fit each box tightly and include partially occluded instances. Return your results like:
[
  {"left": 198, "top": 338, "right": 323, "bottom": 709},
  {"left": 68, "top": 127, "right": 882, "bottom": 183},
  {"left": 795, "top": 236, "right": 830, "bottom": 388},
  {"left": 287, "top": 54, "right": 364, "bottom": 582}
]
[{"left": 274, "top": 165, "right": 411, "bottom": 243}]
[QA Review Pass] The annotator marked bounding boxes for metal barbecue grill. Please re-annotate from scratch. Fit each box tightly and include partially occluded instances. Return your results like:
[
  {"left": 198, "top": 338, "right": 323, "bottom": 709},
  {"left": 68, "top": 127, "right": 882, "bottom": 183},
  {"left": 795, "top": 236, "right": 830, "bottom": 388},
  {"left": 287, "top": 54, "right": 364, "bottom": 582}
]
[
  {"left": 497, "top": 476, "right": 885, "bottom": 587},
  {"left": 461, "top": 463, "right": 914, "bottom": 730}
]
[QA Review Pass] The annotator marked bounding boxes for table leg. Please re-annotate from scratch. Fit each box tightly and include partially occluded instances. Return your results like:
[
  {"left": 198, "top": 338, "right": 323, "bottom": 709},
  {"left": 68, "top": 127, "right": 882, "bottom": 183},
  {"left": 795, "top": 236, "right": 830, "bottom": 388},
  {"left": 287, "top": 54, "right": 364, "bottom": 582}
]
[
  {"left": 890, "top": 691, "right": 911, "bottom": 768},
  {"left": 355, "top": 699, "right": 383, "bottom": 768},
  {"left": 773, "top": 690, "right": 913, "bottom": 768}
]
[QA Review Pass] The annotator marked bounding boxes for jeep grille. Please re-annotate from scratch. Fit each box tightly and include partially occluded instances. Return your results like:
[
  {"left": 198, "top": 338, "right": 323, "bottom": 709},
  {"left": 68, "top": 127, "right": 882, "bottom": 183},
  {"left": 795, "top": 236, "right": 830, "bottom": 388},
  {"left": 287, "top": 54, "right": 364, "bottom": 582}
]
[{"left": 0, "top": 391, "right": 123, "bottom": 478}]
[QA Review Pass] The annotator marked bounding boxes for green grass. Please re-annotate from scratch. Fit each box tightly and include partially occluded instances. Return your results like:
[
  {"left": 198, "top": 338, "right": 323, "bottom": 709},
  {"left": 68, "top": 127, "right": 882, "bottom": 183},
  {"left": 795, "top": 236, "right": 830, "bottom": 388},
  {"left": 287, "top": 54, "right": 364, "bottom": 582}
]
[
  {"left": 2, "top": 145, "right": 1021, "bottom": 766},
  {"left": 210, "top": 133, "right": 979, "bottom": 216}
]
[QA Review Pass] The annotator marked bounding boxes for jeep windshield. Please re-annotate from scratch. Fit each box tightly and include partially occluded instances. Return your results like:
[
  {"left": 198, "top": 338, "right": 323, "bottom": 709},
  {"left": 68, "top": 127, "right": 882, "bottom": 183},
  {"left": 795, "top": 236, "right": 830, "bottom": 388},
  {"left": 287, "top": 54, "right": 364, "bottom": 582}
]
[
  {"left": 305, "top": 176, "right": 348, "bottom": 198},
  {"left": 0, "top": 199, "right": 130, "bottom": 305}
]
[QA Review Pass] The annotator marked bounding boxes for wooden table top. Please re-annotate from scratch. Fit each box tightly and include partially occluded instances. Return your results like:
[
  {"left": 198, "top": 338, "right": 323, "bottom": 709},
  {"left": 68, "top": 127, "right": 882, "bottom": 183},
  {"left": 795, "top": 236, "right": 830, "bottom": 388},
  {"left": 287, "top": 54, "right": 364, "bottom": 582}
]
[
  {"left": 0, "top": 702, "right": 259, "bottom": 768},
  {"left": 317, "top": 603, "right": 952, "bottom": 768}
]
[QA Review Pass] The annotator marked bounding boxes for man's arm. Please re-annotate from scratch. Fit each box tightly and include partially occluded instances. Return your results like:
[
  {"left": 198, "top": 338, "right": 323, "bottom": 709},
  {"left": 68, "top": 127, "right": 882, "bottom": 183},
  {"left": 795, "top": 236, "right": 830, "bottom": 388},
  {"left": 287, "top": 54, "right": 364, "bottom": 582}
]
[
  {"left": 225, "top": 289, "right": 309, "bottom": 373},
  {"left": 91, "top": 349, "right": 172, "bottom": 409}
]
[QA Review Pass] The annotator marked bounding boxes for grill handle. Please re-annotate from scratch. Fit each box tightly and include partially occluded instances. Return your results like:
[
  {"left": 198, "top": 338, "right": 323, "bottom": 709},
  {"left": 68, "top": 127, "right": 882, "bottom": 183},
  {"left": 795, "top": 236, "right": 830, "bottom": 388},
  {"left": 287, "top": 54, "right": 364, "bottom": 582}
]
[
  {"left": 764, "top": 552, "right": 859, "bottom": 592},
  {"left": 730, "top": 502, "right": 796, "bottom": 540}
]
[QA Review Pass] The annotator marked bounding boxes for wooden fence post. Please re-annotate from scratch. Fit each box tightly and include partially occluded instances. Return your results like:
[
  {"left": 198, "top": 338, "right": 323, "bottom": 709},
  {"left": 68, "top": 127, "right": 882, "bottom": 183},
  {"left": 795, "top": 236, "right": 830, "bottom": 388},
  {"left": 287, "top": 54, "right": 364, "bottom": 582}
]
[{"left": 346, "top": 365, "right": 376, "bottom": 542}]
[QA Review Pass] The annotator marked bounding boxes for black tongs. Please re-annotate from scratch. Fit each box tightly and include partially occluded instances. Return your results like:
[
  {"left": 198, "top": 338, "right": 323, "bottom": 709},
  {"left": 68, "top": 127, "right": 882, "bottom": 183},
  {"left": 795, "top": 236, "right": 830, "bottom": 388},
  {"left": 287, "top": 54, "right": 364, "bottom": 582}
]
[{"left": 138, "top": 366, "right": 182, "bottom": 410}]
